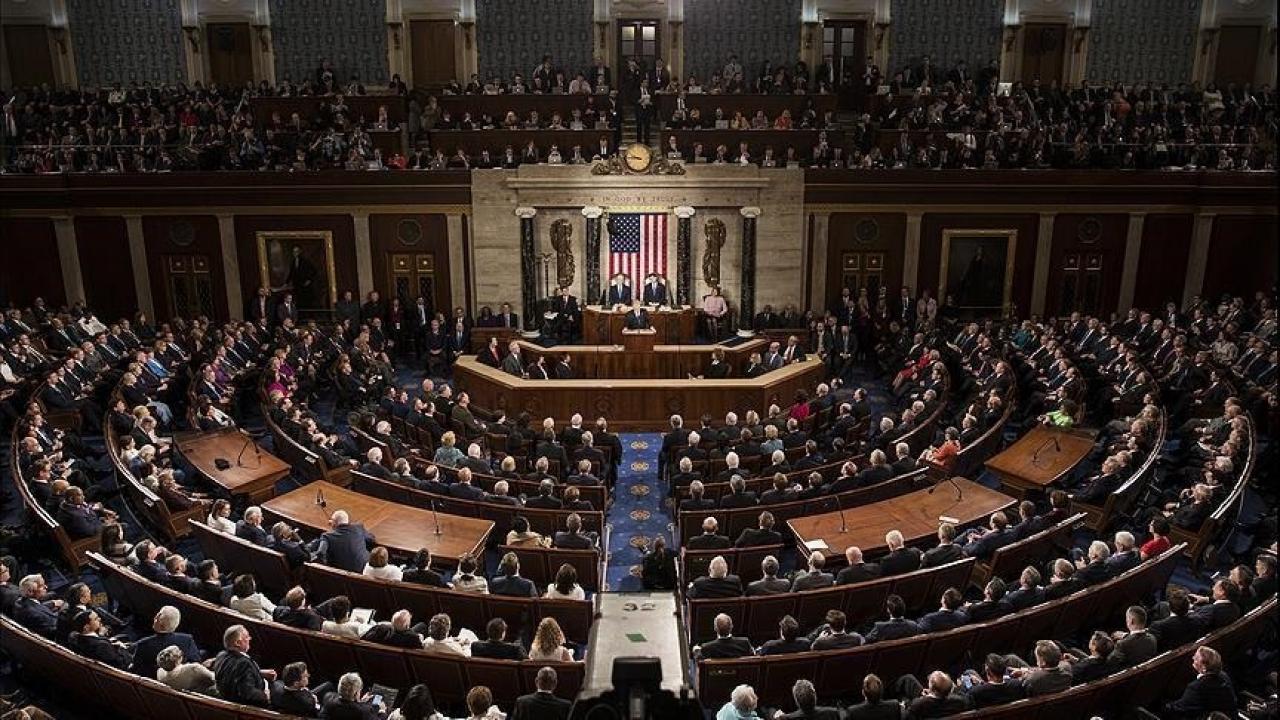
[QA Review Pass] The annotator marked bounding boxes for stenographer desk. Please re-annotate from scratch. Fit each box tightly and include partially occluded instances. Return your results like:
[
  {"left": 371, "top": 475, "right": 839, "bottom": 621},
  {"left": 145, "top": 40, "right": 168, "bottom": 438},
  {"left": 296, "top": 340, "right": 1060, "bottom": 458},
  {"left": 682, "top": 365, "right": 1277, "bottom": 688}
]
[{"left": 582, "top": 305, "right": 696, "bottom": 345}]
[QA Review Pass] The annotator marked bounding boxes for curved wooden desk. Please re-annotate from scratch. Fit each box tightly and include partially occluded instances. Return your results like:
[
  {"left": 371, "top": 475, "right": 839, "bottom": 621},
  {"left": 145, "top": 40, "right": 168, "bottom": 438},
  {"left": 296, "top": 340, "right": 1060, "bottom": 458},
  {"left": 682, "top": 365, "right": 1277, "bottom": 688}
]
[
  {"left": 513, "top": 337, "right": 767, "bottom": 379},
  {"left": 583, "top": 305, "right": 696, "bottom": 345},
  {"left": 454, "top": 355, "right": 826, "bottom": 430}
]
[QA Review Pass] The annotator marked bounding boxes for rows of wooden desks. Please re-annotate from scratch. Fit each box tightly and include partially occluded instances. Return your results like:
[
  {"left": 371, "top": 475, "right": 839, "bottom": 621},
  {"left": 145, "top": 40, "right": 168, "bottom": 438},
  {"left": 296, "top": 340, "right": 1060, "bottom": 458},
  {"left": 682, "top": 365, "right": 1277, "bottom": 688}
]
[{"left": 453, "top": 353, "right": 825, "bottom": 431}]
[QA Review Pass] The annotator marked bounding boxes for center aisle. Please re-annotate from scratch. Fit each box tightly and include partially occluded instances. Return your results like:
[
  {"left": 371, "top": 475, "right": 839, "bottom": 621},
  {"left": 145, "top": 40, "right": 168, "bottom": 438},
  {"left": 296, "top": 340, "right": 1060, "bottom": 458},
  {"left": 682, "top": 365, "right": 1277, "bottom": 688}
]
[{"left": 605, "top": 433, "right": 670, "bottom": 591}]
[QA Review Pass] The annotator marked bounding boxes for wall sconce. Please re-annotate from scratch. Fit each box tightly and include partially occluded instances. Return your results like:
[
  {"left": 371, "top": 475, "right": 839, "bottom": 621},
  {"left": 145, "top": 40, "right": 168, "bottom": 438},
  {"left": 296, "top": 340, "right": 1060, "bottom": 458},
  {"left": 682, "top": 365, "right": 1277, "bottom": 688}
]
[
  {"left": 1072, "top": 27, "right": 1089, "bottom": 54},
  {"left": 874, "top": 23, "right": 890, "bottom": 51},
  {"left": 388, "top": 21, "right": 403, "bottom": 51},
  {"left": 1200, "top": 28, "right": 1219, "bottom": 55},
  {"left": 48, "top": 26, "right": 68, "bottom": 55},
  {"left": 1004, "top": 24, "right": 1021, "bottom": 52},
  {"left": 252, "top": 25, "right": 271, "bottom": 53},
  {"left": 183, "top": 26, "right": 201, "bottom": 53}
]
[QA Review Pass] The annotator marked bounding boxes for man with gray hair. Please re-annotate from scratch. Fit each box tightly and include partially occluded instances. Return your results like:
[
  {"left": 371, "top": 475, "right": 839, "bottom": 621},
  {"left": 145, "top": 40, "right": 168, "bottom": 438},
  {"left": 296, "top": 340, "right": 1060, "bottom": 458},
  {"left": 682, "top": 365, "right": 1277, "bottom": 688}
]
[
  {"left": 721, "top": 473, "right": 760, "bottom": 508},
  {"left": 689, "top": 556, "right": 743, "bottom": 598},
  {"left": 721, "top": 684, "right": 759, "bottom": 720},
  {"left": 778, "top": 679, "right": 839, "bottom": 720},
  {"left": 213, "top": 624, "right": 274, "bottom": 706},
  {"left": 879, "top": 529, "right": 923, "bottom": 577},
  {"left": 322, "top": 671, "right": 385, "bottom": 717},
  {"left": 156, "top": 643, "right": 216, "bottom": 692},
  {"left": 130, "top": 605, "right": 203, "bottom": 679},
  {"left": 1106, "top": 530, "right": 1141, "bottom": 575},
  {"left": 688, "top": 516, "right": 731, "bottom": 550},
  {"left": 791, "top": 551, "right": 835, "bottom": 592},
  {"left": 235, "top": 506, "right": 270, "bottom": 546},
  {"left": 660, "top": 413, "right": 688, "bottom": 473},
  {"left": 13, "top": 574, "right": 60, "bottom": 638},
  {"left": 695, "top": 614, "right": 754, "bottom": 659},
  {"left": 680, "top": 479, "right": 717, "bottom": 511},
  {"left": 747, "top": 555, "right": 790, "bottom": 596}
]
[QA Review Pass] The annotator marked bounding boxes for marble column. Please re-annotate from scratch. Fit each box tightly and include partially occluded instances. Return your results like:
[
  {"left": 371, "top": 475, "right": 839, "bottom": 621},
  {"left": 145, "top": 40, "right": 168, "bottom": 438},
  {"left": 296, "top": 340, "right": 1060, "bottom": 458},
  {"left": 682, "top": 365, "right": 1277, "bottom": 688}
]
[
  {"left": 353, "top": 211, "right": 374, "bottom": 300},
  {"left": 903, "top": 212, "right": 923, "bottom": 293},
  {"left": 808, "top": 212, "right": 830, "bottom": 312},
  {"left": 1117, "top": 213, "right": 1146, "bottom": 314},
  {"left": 1030, "top": 212, "right": 1057, "bottom": 317},
  {"left": 739, "top": 206, "right": 762, "bottom": 329},
  {"left": 516, "top": 207, "right": 538, "bottom": 330},
  {"left": 123, "top": 214, "right": 155, "bottom": 319},
  {"left": 674, "top": 206, "right": 695, "bottom": 306},
  {"left": 1182, "top": 213, "right": 1216, "bottom": 307},
  {"left": 216, "top": 214, "right": 243, "bottom": 320},
  {"left": 53, "top": 216, "right": 85, "bottom": 305},
  {"left": 582, "top": 206, "right": 604, "bottom": 304},
  {"left": 446, "top": 213, "right": 467, "bottom": 311}
]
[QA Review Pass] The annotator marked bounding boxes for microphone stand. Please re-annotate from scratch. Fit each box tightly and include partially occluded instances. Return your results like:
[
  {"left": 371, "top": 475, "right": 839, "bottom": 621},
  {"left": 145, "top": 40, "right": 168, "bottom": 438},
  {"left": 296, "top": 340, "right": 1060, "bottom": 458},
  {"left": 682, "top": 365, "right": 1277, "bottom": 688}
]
[
  {"left": 925, "top": 465, "right": 964, "bottom": 501},
  {"left": 835, "top": 490, "right": 848, "bottom": 534},
  {"left": 316, "top": 487, "right": 327, "bottom": 508},
  {"left": 235, "top": 431, "right": 262, "bottom": 468},
  {"left": 431, "top": 499, "right": 442, "bottom": 537}
]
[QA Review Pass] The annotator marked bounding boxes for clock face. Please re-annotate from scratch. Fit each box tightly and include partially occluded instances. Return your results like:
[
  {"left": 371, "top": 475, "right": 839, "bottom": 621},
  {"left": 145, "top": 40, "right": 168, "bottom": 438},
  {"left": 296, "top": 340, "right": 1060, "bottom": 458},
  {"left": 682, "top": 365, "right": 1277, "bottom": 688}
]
[{"left": 624, "top": 143, "right": 652, "bottom": 172}]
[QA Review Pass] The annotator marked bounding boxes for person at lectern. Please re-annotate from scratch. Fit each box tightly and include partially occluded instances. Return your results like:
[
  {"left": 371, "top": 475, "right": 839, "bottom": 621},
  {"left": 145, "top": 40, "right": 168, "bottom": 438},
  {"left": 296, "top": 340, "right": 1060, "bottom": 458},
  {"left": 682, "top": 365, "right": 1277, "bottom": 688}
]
[
  {"left": 642, "top": 273, "right": 669, "bottom": 306},
  {"left": 604, "top": 273, "right": 633, "bottom": 307},
  {"left": 623, "top": 299, "right": 651, "bottom": 330}
]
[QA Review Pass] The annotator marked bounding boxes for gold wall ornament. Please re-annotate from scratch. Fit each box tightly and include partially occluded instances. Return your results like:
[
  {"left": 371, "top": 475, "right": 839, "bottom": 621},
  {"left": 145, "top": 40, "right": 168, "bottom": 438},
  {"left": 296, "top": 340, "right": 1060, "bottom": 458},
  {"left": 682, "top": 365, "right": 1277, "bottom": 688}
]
[
  {"left": 702, "top": 218, "right": 726, "bottom": 288},
  {"left": 549, "top": 218, "right": 575, "bottom": 289},
  {"left": 590, "top": 155, "right": 686, "bottom": 176}
]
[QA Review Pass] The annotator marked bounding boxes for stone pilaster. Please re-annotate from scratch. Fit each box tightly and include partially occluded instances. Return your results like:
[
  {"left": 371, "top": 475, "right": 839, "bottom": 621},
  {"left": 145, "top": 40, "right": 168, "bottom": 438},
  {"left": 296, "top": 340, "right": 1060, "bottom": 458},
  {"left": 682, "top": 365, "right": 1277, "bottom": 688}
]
[
  {"left": 739, "top": 206, "right": 762, "bottom": 329},
  {"left": 674, "top": 206, "right": 696, "bottom": 306},
  {"left": 515, "top": 207, "right": 538, "bottom": 330}
]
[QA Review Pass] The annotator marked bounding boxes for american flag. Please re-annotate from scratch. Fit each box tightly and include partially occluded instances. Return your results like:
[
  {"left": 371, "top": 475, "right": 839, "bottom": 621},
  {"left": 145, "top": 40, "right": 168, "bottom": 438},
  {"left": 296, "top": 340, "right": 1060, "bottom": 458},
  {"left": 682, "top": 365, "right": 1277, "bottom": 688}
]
[{"left": 607, "top": 213, "right": 668, "bottom": 289}]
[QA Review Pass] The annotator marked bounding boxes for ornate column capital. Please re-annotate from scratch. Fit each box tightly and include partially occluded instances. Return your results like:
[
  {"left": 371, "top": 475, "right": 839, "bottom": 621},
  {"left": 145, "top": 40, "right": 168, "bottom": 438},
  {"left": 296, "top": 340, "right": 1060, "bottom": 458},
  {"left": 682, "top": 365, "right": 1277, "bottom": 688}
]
[
  {"left": 581, "top": 206, "right": 605, "bottom": 219},
  {"left": 739, "top": 206, "right": 762, "bottom": 219},
  {"left": 673, "top": 206, "right": 697, "bottom": 219},
  {"left": 515, "top": 207, "right": 538, "bottom": 219}
]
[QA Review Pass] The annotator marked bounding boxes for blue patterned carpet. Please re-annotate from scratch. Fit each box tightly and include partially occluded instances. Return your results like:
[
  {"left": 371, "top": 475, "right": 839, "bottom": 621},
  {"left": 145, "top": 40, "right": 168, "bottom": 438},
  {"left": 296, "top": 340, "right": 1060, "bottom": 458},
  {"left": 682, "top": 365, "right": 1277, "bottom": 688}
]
[{"left": 605, "top": 433, "right": 669, "bottom": 591}]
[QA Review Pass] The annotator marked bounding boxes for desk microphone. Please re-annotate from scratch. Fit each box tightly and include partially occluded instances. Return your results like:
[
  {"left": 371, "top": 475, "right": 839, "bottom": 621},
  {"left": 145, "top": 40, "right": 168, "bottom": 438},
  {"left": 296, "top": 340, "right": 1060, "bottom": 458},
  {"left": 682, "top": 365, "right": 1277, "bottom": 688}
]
[
  {"left": 316, "top": 487, "right": 327, "bottom": 509},
  {"left": 431, "top": 499, "right": 443, "bottom": 537},
  {"left": 236, "top": 432, "right": 262, "bottom": 468},
  {"left": 1030, "top": 436, "right": 1057, "bottom": 465},
  {"left": 835, "top": 491, "right": 848, "bottom": 534}
]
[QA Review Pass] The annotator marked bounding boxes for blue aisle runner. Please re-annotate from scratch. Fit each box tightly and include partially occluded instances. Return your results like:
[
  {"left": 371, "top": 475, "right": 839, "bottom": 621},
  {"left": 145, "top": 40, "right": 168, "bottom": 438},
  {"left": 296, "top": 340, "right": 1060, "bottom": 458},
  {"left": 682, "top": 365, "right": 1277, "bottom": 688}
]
[{"left": 605, "top": 433, "right": 670, "bottom": 591}]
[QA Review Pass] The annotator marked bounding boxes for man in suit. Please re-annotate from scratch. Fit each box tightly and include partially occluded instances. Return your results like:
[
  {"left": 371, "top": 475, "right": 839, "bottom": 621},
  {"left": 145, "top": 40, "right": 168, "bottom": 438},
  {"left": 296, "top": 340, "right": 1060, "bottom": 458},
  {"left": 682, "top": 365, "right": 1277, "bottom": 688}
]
[
  {"left": 309, "top": 510, "right": 376, "bottom": 573},
  {"left": 285, "top": 245, "right": 319, "bottom": 308},
  {"left": 642, "top": 274, "right": 669, "bottom": 305},
  {"left": 449, "top": 468, "right": 487, "bottom": 501},
  {"left": 865, "top": 594, "right": 920, "bottom": 643},
  {"left": 1162, "top": 645, "right": 1238, "bottom": 718},
  {"left": 496, "top": 302, "right": 520, "bottom": 329},
  {"left": 553, "top": 513, "right": 596, "bottom": 549},
  {"left": 735, "top": 511, "right": 782, "bottom": 548},
  {"left": 961, "top": 511, "right": 1015, "bottom": 561},
  {"left": 957, "top": 653, "right": 1025, "bottom": 709},
  {"left": 1011, "top": 641, "right": 1072, "bottom": 697},
  {"left": 270, "top": 661, "right": 326, "bottom": 716},
  {"left": 605, "top": 274, "right": 633, "bottom": 306},
  {"left": 687, "top": 516, "right": 732, "bottom": 549},
  {"left": 808, "top": 610, "right": 864, "bottom": 651},
  {"left": 695, "top": 613, "right": 754, "bottom": 659},
  {"left": 775, "top": 679, "right": 840, "bottom": 720},
  {"left": 720, "top": 474, "right": 759, "bottom": 508},
  {"left": 1188, "top": 579, "right": 1243, "bottom": 630},
  {"left": 361, "top": 610, "right": 426, "bottom": 649},
  {"left": 566, "top": 459, "right": 600, "bottom": 487},
  {"left": 490, "top": 552, "right": 538, "bottom": 597},
  {"left": 746, "top": 555, "right": 791, "bottom": 596},
  {"left": 903, "top": 671, "right": 971, "bottom": 718},
  {"left": 844, "top": 674, "right": 903, "bottom": 720},
  {"left": 502, "top": 341, "right": 526, "bottom": 377},
  {"left": 791, "top": 551, "right": 835, "bottom": 592},
  {"left": 688, "top": 552, "right": 744, "bottom": 597},
  {"left": 513, "top": 666, "right": 572, "bottom": 720},
  {"left": 320, "top": 672, "right": 385, "bottom": 720},
  {"left": 273, "top": 587, "right": 325, "bottom": 631},
  {"left": 235, "top": 506, "right": 272, "bottom": 547},
  {"left": 1005, "top": 567, "right": 1046, "bottom": 610},
  {"left": 918, "top": 588, "right": 970, "bottom": 632},
  {"left": 965, "top": 578, "right": 1013, "bottom": 622},
  {"left": 472, "top": 618, "right": 529, "bottom": 661},
  {"left": 921, "top": 523, "right": 965, "bottom": 568},
  {"left": 679, "top": 481, "right": 718, "bottom": 512},
  {"left": 131, "top": 605, "right": 205, "bottom": 679},
  {"left": 879, "top": 530, "right": 923, "bottom": 577},
  {"left": 758, "top": 615, "right": 813, "bottom": 656},
  {"left": 623, "top": 299, "right": 651, "bottom": 330},
  {"left": 1108, "top": 605, "right": 1159, "bottom": 669},
  {"left": 549, "top": 286, "right": 580, "bottom": 340},
  {"left": 1151, "top": 589, "right": 1199, "bottom": 650},
  {"left": 213, "top": 625, "right": 273, "bottom": 707},
  {"left": 836, "top": 546, "right": 881, "bottom": 585}
]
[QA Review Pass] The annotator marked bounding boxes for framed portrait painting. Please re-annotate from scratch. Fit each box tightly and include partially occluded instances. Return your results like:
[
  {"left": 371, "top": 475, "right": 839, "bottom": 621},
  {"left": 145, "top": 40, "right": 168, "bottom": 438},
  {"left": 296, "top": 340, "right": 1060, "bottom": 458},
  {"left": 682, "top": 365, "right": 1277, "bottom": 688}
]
[
  {"left": 939, "top": 229, "right": 1017, "bottom": 312},
  {"left": 256, "top": 231, "right": 338, "bottom": 311}
]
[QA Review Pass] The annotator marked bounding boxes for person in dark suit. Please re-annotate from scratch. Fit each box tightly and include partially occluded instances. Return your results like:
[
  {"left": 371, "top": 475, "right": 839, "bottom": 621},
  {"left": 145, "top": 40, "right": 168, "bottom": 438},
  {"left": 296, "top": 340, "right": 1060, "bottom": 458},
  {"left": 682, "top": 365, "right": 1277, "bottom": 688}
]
[
  {"left": 746, "top": 555, "right": 792, "bottom": 596},
  {"left": 791, "top": 552, "right": 835, "bottom": 592},
  {"left": 604, "top": 274, "right": 633, "bottom": 306},
  {"left": 1150, "top": 589, "right": 1199, "bottom": 650},
  {"left": 285, "top": 245, "right": 319, "bottom": 308},
  {"left": 67, "top": 610, "right": 132, "bottom": 669},
  {"left": 679, "top": 481, "right": 718, "bottom": 512},
  {"left": 513, "top": 666, "right": 572, "bottom": 720},
  {"left": 1188, "top": 579, "right": 1242, "bottom": 630},
  {"left": 449, "top": 468, "right": 487, "bottom": 501},
  {"left": 921, "top": 523, "right": 964, "bottom": 568},
  {"left": 960, "top": 511, "right": 1015, "bottom": 561},
  {"left": 695, "top": 613, "right": 754, "bottom": 659},
  {"left": 1043, "top": 558, "right": 1086, "bottom": 601},
  {"left": 402, "top": 548, "right": 448, "bottom": 588},
  {"left": 623, "top": 299, "right": 651, "bottom": 330},
  {"left": 310, "top": 510, "right": 377, "bottom": 573},
  {"left": 735, "top": 511, "right": 782, "bottom": 548},
  {"left": 321, "top": 672, "right": 385, "bottom": 720},
  {"left": 918, "top": 588, "right": 969, "bottom": 633},
  {"left": 687, "top": 517, "right": 732, "bottom": 550},
  {"left": 131, "top": 605, "right": 205, "bottom": 679},
  {"left": 865, "top": 595, "right": 921, "bottom": 643},
  {"left": 471, "top": 618, "right": 529, "bottom": 660},
  {"left": 776, "top": 679, "right": 841, "bottom": 720},
  {"left": 1005, "top": 567, "right": 1046, "bottom": 611},
  {"left": 270, "top": 661, "right": 325, "bottom": 717},
  {"left": 213, "top": 625, "right": 272, "bottom": 707},
  {"left": 361, "top": 610, "right": 426, "bottom": 649},
  {"left": 965, "top": 578, "right": 1012, "bottom": 623},
  {"left": 235, "top": 507, "right": 272, "bottom": 547},
  {"left": 275, "top": 292, "right": 299, "bottom": 325},
  {"left": 688, "top": 556, "right": 743, "bottom": 598},
  {"left": 844, "top": 674, "right": 903, "bottom": 720},
  {"left": 957, "top": 654, "right": 1025, "bottom": 709},
  {"left": 1162, "top": 646, "right": 1238, "bottom": 718},
  {"left": 878, "top": 530, "right": 923, "bottom": 577},
  {"left": 902, "top": 671, "right": 971, "bottom": 718},
  {"left": 553, "top": 513, "right": 596, "bottom": 549},
  {"left": 641, "top": 536, "right": 678, "bottom": 590},
  {"left": 273, "top": 587, "right": 325, "bottom": 631},
  {"left": 807, "top": 609, "right": 864, "bottom": 651},
  {"left": 720, "top": 474, "right": 759, "bottom": 508},
  {"left": 490, "top": 552, "right": 538, "bottom": 597},
  {"left": 836, "top": 546, "right": 882, "bottom": 585},
  {"left": 1108, "top": 606, "right": 1159, "bottom": 669},
  {"left": 759, "top": 615, "right": 814, "bottom": 655},
  {"left": 641, "top": 275, "right": 669, "bottom": 306}
]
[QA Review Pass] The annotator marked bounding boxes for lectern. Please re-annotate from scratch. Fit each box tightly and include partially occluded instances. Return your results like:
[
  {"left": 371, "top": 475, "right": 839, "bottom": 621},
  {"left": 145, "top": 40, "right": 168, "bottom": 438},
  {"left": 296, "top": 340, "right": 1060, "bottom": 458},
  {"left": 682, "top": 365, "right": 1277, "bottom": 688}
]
[{"left": 621, "top": 328, "right": 657, "bottom": 353}]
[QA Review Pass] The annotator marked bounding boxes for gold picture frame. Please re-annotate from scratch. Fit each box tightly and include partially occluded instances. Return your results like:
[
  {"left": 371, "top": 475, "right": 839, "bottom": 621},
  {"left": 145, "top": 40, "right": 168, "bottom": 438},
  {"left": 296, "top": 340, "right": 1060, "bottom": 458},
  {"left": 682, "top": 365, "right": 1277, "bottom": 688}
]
[
  {"left": 256, "top": 230, "right": 338, "bottom": 309},
  {"left": 939, "top": 229, "right": 1018, "bottom": 310}
]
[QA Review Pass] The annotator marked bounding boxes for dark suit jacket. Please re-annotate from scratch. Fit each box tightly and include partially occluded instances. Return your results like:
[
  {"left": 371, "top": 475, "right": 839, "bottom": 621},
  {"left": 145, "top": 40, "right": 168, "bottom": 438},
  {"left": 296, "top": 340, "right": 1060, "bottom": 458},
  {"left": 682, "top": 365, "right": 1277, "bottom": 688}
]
[
  {"left": 1108, "top": 630, "right": 1158, "bottom": 668},
  {"left": 213, "top": 649, "right": 270, "bottom": 706},
  {"left": 688, "top": 575, "right": 743, "bottom": 599},
  {"left": 1150, "top": 613, "right": 1198, "bottom": 650},
  {"left": 623, "top": 309, "right": 651, "bottom": 329},
  {"left": 272, "top": 685, "right": 321, "bottom": 716},
  {"left": 472, "top": 640, "right": 529, "bottom": 660},
  {"left": 490, "top": 575, "right": 538, "bottom": 597},
  {"left": 836, "top": 563, "right": 881, "bottom": 585},
  {"left": 321, "top": 696, "right": 383, "bottom": 720},
  {"left": 513, "top": 691, "right": 572, "bottom": 720},
  {"left": 844, "top": 700, "right": 904, "bottom": 720},
  {"left": 553, "top": 531, "right": 595, "bottom": 550},
  {"left": 921, "top": 543, "right": 964, "bottom": 568},
  {"left": 1189, "top": 600, "right": 1241, "bottom": 630},
  {"left": 878, "top": 548, "right": 922, "bottom": 577},
  {"left": 918, "top": 607, "right": 968, "bottom": 633},
  {"left": 905, "top": 694, "right": 970, "bottom": 719},
  {"left": 698, "top": 635, "right": 754, "bottom": 659},
  {"left": 687, "top": 533, "right": 732, "bottom": 550},
  {"left": 866, "top": 618, "right": 920, "bottom": 643},
  {"left": 235, "top": 521, "right": 271, "bottom": 547},
  {"left": 1163, "top": 671, "right": 1237, "bottom": 718},
  {"left": 735, "top": 527, "right": 782, "bottom": 548},
  {"left": 319, "top": 523, "right": 376, "bottom": 573},
  {"left": 746, "top": 577, "right": 792, "bottom": 596}
]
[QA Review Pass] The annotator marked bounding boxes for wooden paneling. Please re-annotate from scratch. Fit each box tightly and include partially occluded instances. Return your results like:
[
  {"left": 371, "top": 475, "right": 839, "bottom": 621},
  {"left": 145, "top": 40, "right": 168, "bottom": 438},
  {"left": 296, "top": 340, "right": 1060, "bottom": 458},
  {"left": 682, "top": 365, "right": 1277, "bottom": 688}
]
[
  {"left": 3, "top": 25, "right": 55, "bottom": 88},
  {"left": 233, "top": 215, "right": 358, "bottom": 311},
  {"left": 73, "top": 216, "right": 136, "bottom": 320},
  {"left": 1020, "top": 23, "right": 1067, "bottom": 84},
  {"left": 206, "top": 22, "right": 255, "bottom": 87},
  {"left": 141, "top": 216, "right": 227, "bottom": 322},
  {"left": 0, "top": 218, "right": 62, "bottom": 308},
  {"left": 1214, "top": 26, "right": 1262, "bottom": 86},
  {"left": 369, "top": 213, "right": 452, "bottom": 310},
  {"left": 1204, "top": 215, "right": 1278, "bottom": 301},
  {"left": 1044, "top": 213, "right": 1127, "bottom": 317},
  {"left": 825, "top": 212, "right": 906, "bottom": 309},
  {"left": 410, "top": 19, "right": 457, "bottom": 86},
  {"left": 918, "top": 214, "right": 1039, "bottom": 316},
  {"left": 1134, "top": 214, "right": 1193, "bottom": 310}
]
